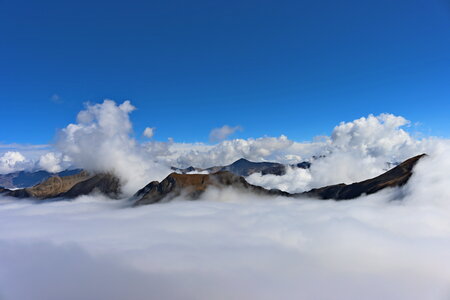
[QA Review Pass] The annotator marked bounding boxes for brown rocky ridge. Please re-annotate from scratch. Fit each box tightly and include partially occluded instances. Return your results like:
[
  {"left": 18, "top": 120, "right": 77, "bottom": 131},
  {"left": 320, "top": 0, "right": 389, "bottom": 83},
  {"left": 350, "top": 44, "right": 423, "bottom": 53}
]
[
  {"left": 133, "top": 171, "right": 290, "bottom": 205},
  {"left": 3, "top": 171, "right": 121, "bottom": 199}
]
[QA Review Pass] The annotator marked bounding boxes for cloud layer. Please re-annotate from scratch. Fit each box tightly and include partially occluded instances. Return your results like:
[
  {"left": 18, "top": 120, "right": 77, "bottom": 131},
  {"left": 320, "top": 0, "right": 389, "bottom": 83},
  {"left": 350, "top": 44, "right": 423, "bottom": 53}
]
[{"left": 1, "top": 148, "right": 450, "bottom": 299}]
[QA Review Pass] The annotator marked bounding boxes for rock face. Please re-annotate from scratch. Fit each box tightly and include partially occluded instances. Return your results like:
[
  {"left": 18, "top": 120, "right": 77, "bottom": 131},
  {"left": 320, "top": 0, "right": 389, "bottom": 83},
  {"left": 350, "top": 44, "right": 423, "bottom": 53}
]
[
  {"left": 5, "top": 172, "right": 121, "bottom": 199},
  {"left": 133, "top": 171, "right": 290, "bottom": 206},
  {"left": 61, "top": 173, "right": 121, "bottom": 198},
  {"left": 136, "top": 154, "right": 426, "bottom": 205},
  {"left": 0, "top": 169, "right": 83, "bottom": 189},
  {"left": 172, "top": 158, "right": 311, "bottom": 177},
  {"left": 303, "top": 154, "right": 426, "bottom": 200}
]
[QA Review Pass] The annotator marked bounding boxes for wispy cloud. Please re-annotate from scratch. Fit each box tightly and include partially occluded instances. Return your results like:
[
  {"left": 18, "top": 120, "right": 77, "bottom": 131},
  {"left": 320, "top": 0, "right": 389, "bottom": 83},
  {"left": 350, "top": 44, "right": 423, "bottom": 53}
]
[
  {"left": 50, "top": 93, "right": 63, "bottom": 104},
  {"left": 0, "top": 143, "right": 49, "bottom": 150},
  {"left": 209, "top": 125, "right": 242, "bottom": 143}
]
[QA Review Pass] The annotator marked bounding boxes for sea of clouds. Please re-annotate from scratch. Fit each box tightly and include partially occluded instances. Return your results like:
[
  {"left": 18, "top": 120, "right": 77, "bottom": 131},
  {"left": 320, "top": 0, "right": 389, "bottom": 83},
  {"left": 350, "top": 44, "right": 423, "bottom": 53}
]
[{"left": 1, "top": 100, "right": 450, "bottom": 299}]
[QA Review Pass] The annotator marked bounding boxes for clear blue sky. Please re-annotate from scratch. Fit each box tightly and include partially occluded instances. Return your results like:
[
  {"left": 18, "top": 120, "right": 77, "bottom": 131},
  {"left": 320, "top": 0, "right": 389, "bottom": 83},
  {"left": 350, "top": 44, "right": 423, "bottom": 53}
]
[{"left": 1, "top": 0, "right": 449, "bottom": 144}]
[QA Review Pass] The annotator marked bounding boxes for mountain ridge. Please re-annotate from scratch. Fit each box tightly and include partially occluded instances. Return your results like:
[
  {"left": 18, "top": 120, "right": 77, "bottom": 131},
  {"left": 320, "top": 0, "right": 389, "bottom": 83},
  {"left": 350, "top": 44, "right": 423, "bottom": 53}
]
[
  {"left": 133, "top": 154, "right": 426, "bottom": 205},
  {"left": 0, "top": 154, "right": 426, "bottom": 204},
  {"left": 171, "top": 158, "right": 311, "bottom": 177}
]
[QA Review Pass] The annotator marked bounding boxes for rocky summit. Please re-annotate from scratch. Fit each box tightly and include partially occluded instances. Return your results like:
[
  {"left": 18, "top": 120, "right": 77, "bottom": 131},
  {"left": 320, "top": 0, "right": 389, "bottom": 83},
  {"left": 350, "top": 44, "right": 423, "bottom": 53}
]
[
  {"left": 133, "top": 171, "right": 290, "bottom": 206},
  {"left": 303, "top": 154, "right": 426, "bottom": 200},
  {"left": 171, "top": 158, "right": 311, "bottom": 177}
]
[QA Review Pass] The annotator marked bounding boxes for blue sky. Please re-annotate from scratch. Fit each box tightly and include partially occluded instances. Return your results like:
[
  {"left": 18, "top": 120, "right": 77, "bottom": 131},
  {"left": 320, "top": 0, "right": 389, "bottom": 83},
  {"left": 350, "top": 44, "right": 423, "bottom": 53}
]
[{"left": 1, "top": 0, "right": 449, "bottom": 145}]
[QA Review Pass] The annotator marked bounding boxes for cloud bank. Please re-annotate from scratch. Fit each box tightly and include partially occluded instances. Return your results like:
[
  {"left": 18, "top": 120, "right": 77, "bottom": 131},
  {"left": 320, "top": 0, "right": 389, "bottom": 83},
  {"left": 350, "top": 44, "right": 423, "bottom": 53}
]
[{"left": 1, "top": 147, "right": 450, "bottom": 299}]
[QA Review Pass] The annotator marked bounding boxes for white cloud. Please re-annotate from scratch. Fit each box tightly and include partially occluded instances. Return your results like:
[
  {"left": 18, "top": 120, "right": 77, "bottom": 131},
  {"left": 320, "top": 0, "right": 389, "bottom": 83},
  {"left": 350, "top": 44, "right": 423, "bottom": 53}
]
[
  {"left": 245, "top": 114, "right": 434, "bottom": 192},
  {"left": 55, "top": 100, "right": 170, "bottom": 195},
  {"left": 38, "top": 152, "right": 65, "bottom": 173},
  {"left": 330, "top": 113, "right": 414, "bottom": 158},
  {"left": 173, "top": 135, "right": 296, "bottom": 168},
  {"left": 246, "top": 166, "right": 312, "bottom": 193},
  {"left": 209, "top": 125, "right": 242, "bottom": 142},
  {"left": 0, "top": 151, "right": 29, "bottom": 173},
  {"left": 50, "top": 93, "right": 63, "bottom": 104},
  {"left": 143, "top": 127, "right": 155, "bottom": 138}
]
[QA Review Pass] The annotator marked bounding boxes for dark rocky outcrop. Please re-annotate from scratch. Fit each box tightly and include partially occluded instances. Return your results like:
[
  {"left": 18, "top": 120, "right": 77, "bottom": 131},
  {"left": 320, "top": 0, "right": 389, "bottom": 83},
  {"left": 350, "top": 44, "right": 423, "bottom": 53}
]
[
  {"left": 136, "top": 154, "right": 426, "bottom": 205},
  {"left": 220, "top": 158, "right": 286, "bottom": 176},
  {"left": 61, "top": 173, "right": 121, "bottom": 198},
  {"left": 6, "top": 171, "right": 91, "bottom": 198},
  {"left": 5, "top": 171, "right": 121, "bottom": 199},
  {"left": 172, "top": 158, "right": 311, "bottom": 177},
  {"left": 303, "top": 154, "right": 426, "bottom": 200},
  {"left": 133, "top": 171, "right": 290, "bottom": 206}
]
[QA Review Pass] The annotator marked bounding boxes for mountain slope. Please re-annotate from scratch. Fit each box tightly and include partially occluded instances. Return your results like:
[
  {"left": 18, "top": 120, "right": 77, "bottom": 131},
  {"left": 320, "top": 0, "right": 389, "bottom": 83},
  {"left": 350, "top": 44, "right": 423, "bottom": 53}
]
[
  {"left": 133, "top": 171, "right": 290, "bottom": 206},
  {"left": 303, "top": 154, "right": 426, "bottom": 200}
]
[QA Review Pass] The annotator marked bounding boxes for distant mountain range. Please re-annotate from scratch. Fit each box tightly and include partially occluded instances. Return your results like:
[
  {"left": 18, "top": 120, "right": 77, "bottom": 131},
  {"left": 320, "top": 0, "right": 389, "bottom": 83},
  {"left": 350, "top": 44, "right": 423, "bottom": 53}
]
[
  {"left": 0, "top": 154, "right": 425, "bottom": 205},
  {"left": 171, "top": 158, "right": 311, "bottom": 176},
  {"left": 0, "top": 169, "right": 83, "bottom": 189},
  {"left": 0, "top": 158, "right": 306, "bottom": 190}
]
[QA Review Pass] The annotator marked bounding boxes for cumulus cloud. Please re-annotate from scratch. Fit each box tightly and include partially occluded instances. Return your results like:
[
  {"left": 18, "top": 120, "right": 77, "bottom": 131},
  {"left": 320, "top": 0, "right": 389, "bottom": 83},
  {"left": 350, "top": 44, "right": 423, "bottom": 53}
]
[
  {"left": 174, "top": 135, "right": 296, "bottom": 168},
  {"left": 245, "top": 114, "right": 435, "bottom": 192},
  {"left": 0, "top": 151, "right": 29, "bottom": 173},
  {"left": 143, "top": 127, "right": 155, "bottom": 138},
  {"left": 330, "top": 114, "right": 414, "bottom": 158},
  {"left": 38, "top": 152, "right": 68, "bottom": 173},
  {"left": 55, "top": 100, "right": 170, "bottom": 195},
  {"left": 209, "top": 125, "right": 242, "bottom": 142}
]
